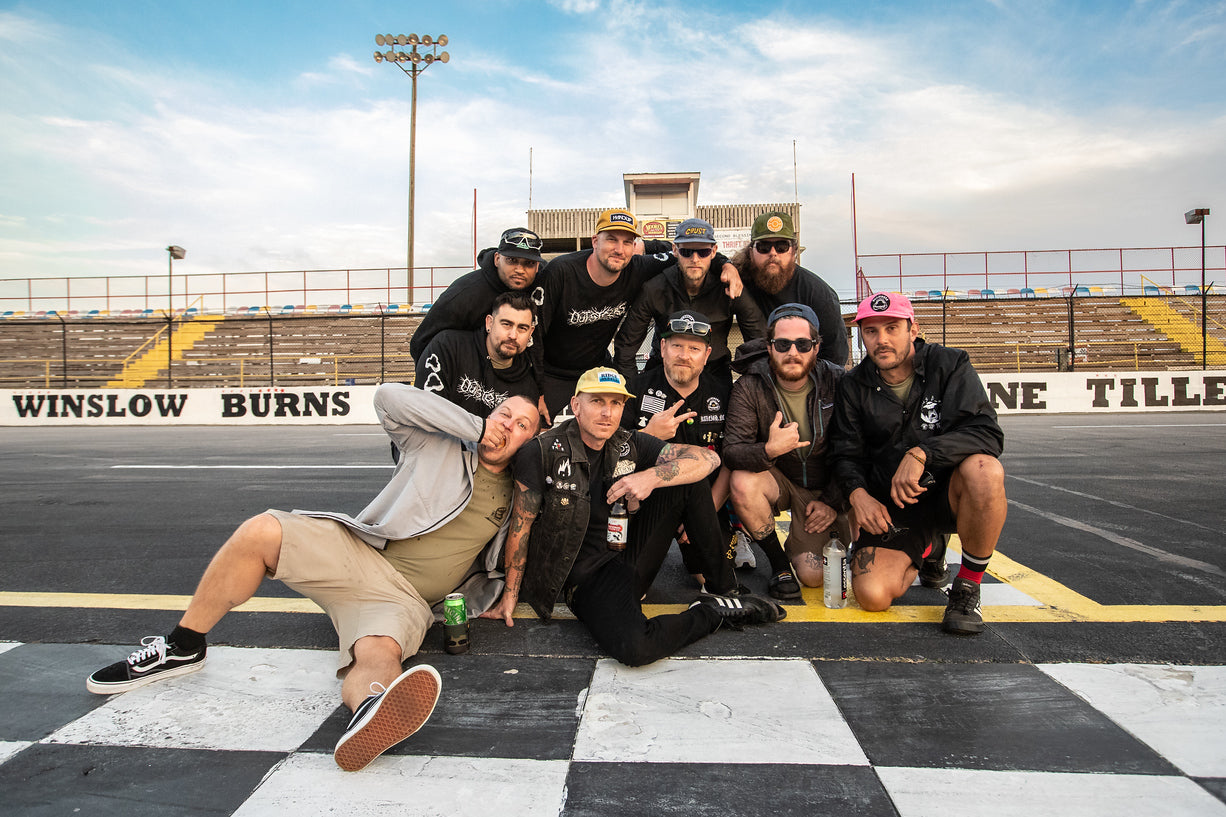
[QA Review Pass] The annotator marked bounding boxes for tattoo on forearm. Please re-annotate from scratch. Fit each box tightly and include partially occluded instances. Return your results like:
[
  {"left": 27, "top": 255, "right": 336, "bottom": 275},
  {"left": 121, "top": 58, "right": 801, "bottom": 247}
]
[
  {"left": 752, "top": 523, "right": 775, "bottom": 541},
  {"left": 851, "top": 547, "right": 876, "bottom": 575},
  {"left": 655, "top": 462, "right": 681, "bottom": 482}
]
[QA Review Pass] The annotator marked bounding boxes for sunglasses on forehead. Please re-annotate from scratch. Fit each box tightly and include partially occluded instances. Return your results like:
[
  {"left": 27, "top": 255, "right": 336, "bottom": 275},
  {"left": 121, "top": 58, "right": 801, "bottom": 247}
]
[
  {"left": 668, "top": 317, "right": 711, "bottom": 336},
  {"left": 501, "top": 230, "right": 543, "bottom": 251},
  {"left": 770, "top": 337, "right": 815, "bottom": 354},
  {"left": 676, "top": 246, "right": 714, "bottom": 258},
  {"left": 753, "top": 239, "right": 794, "bottom": 255}
]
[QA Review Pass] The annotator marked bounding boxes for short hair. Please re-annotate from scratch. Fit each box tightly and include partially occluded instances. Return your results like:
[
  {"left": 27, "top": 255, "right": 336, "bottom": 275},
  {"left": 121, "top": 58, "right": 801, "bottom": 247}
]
[{"left": 490, "top": 291, "right": 536, "bottom": 320}]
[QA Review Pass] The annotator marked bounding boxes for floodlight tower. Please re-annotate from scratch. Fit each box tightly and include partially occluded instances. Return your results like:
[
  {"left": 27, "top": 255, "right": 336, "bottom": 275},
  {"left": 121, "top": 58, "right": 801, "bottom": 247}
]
[
  {"left": 1185, "top": 208, "right": 1210, "bottom": 369},
  {"left": 374, "top": 33, "right": 451, "bottom": 306},
  {"left": 167, "top": 245, "right": 186, "bottom": 313}
]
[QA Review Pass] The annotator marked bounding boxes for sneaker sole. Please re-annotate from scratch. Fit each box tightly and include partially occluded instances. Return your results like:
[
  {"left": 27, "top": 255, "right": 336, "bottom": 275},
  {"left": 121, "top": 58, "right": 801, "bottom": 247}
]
[
  {"left": 334, "top": 665, "right": 441, "bottom": 772},
  {"left": 85, "top": 657, "right": 206, "bottom": 695},
  {"left": 942, "top": 615, "right": 985, "bottom": 635}
]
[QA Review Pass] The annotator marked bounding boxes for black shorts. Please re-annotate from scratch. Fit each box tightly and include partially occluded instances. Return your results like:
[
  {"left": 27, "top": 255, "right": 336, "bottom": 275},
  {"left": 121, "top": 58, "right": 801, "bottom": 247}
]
[{"left": 852, "top": 474, "right": 956, "bottom": 569}]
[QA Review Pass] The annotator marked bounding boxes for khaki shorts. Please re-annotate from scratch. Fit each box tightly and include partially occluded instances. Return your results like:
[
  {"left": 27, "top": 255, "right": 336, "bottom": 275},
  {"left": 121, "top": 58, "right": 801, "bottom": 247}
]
[
  {"left": 768, "top": 469, "right": 853, "bottom": 557},
  {"left": 266, "top": 510, "right": 434, "bottom": 674}
]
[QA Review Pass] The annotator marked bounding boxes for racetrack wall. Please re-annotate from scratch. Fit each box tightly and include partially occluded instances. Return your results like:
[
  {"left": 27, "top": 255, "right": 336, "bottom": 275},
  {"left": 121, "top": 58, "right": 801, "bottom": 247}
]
[{"left": 3, "top": 370, "right": 1226, "bottom": 426}]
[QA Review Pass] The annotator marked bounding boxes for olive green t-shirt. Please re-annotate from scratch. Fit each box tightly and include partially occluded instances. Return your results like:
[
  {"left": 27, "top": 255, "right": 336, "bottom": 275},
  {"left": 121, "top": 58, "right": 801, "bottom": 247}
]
[{"left": 380, "top": 463, "right": 512, "bottom": 605}]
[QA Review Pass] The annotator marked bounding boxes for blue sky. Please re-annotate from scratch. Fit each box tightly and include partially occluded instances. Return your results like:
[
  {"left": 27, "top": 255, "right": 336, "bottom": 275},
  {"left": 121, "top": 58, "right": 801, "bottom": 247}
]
[{"left": 1, "top": 0, "right": 1222, "bottom": 297}]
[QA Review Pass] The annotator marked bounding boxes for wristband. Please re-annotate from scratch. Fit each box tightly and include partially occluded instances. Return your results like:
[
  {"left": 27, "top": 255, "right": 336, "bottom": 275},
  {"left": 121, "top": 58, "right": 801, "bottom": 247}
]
[{"left": 907, "top": 450, "right": 926, "bottom": 466}]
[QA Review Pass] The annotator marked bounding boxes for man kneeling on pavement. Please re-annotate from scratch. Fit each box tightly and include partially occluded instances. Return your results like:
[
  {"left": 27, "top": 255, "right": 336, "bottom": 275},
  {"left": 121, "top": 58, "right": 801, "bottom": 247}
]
[
  {"left": 829, "top": 292, "right": 1007, "bottom": 634},
  {"left": 482, "top": 367, "right": 784, "bottom": 666}
]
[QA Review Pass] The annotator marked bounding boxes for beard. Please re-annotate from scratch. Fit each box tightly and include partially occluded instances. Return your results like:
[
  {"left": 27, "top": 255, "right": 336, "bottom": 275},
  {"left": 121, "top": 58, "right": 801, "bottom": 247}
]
[
  {"left": 749, "top": 254, "right": 796, "bottom": 295},
  {"left": 768, "top": 351, "right": 813, "bottom": 386}
]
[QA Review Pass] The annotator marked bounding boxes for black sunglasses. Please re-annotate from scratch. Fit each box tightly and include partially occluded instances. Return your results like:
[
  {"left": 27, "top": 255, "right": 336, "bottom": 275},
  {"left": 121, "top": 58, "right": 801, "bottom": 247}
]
[
  {"left": 753, "top": 239, "right": 794, "bottom": 255},
  {"left": 668, "top": 317, "right": 711, "bottom": 337},
  {"left": 770, "top": 337, "right": 815, "bottom": 354},
  {"left": 676, "top": 246, "right": 714, "bottom": 258}
]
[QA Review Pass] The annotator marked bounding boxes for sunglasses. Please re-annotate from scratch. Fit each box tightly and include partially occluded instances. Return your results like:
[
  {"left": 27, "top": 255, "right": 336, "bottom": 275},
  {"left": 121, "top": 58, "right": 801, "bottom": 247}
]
[
  {"left": 668, "top": 317, "right": 711, "bottom": 337},
  {"left": 770, "top": 337, "right": 815, "bottom": 354},
  {"left": 501, "top": 230, "right": 543, "bottom": 251},
  {"left": 753, "top": 239, "right": 794, "bottom": 255},
  {"left": 676, "top": 246, "right": 714, "bottom": 258}
]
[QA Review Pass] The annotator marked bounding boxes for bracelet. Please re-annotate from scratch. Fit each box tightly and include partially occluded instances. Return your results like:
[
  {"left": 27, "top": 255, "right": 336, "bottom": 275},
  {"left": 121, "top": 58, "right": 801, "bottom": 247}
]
[{"left": 907, "top": 450, "right": 926, "bottom": 466}]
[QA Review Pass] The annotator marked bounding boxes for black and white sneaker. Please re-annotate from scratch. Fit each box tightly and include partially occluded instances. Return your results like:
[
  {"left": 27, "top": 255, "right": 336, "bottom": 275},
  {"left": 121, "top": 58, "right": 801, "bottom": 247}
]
[
  {"left": 942, "top": 577, "right": 985, "bottom": 635},
  {"left": 693, "top": 592, "right": 786, "bottom": 628},
  {"left": 919, "top": 535, "right": 954, "bottom": 589},
  {"left": 86, "top": 636, "right": 206, "bottom": 694},
  {"left": 334, "top": 665, "right": 441, "bottom": 772}
]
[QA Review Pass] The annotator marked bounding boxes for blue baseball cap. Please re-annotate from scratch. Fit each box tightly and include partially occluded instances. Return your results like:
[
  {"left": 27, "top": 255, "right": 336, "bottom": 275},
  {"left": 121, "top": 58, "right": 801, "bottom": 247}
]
[{"left": 673, "top": 218, "right": 716, "bottom": 245}]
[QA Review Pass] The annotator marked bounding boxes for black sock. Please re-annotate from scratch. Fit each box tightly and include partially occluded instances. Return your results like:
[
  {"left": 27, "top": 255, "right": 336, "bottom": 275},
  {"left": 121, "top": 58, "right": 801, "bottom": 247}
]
[
  {"left": 754, "top": 529, "right": 791, "bottom": 574},
  {"left": 167, "top": 624, "right": 207, "bottom": 653}
]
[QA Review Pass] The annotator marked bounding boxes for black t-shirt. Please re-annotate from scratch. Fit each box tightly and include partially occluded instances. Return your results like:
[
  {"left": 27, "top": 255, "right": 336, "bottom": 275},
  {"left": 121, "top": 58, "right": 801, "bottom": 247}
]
[
  {"left": 624, "top": 367, "right": 731, "bottom": 456},
  {"left": 515, "top": 429, "right": 666, "bottom": 589}
]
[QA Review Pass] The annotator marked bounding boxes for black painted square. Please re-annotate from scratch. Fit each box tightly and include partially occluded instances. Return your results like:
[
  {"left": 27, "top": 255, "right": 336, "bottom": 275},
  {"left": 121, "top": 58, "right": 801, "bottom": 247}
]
[{"left": 0, "top": 643, "right": 119, "bottom": 740}]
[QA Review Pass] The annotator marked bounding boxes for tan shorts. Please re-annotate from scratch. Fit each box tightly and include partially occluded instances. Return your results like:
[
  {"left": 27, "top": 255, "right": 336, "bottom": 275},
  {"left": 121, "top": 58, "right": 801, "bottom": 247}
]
[
  {"left": 266, "top": 510, "right": 434, "bottom": 674},
  {"left": 768, "top": 469, "right": 853, "bottom": 557}
]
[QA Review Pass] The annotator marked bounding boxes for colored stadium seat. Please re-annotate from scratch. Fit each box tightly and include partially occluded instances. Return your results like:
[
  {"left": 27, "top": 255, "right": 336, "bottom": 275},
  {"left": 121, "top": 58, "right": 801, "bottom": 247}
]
[
  {"left": 928, "top": 290, "right": 942, "bottom": 299},
  {"left": 1074, "top": 286, "right": 1090, "bottom": 296},
  {"left": 912, "top": 290, "right": 928, "bottom": 301},
  {"left": 1185, "top": 284, "right": 1201, "bottom": 295},
  {"left": 339, "top": 304, "right": 352, "bottom": 314},
  {"left": 1144, "top": 285, "right": 1161, "bottom": 295},
  {"left": 1020, "top": 288, "right": 1035, "bottom": 298},
  {"left": 968, "top": 289, "right": 981, "bottom": 298},
  {"left": 280, "top": 305, "right": 295, "bottom": 314},
  {"left": 981, "top": 289, "right": 995, "bottom": 298},
  {"left": 1, "top": 311, "right": 13, "bottom": 319}
]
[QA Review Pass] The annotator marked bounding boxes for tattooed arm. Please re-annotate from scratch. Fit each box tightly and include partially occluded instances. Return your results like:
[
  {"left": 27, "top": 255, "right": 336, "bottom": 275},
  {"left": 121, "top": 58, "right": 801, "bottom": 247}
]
[
  {"left": 607, "top": 442, "right": 719, "bottom": 507},
  {"left": 479, "top": 479, "right": 541, "bottom": 627}
]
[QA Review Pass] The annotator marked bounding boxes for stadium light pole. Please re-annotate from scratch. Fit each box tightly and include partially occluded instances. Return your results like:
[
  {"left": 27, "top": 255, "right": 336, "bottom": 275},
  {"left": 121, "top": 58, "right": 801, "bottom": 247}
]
[
  {"left": 167, "top": 245, "right": 186, "bottom": 313},
  {"left": 374, "top": 33, "right": 450, "bottom": 307},
  {"left": 1185, "top": 208, "right": 1210, "bottom": 370}
]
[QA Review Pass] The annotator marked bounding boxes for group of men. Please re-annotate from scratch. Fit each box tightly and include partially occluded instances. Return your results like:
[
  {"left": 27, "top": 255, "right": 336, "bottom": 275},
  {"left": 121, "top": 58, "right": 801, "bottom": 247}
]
[{"left": 85, "top": 209, "right": 1007, "bottom": 773}]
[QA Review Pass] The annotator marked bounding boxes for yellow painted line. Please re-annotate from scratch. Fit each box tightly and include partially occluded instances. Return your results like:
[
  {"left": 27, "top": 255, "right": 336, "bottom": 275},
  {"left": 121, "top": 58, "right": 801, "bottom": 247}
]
[{"left": 4, "top": 540, "right": 1225, "bottom": 624}]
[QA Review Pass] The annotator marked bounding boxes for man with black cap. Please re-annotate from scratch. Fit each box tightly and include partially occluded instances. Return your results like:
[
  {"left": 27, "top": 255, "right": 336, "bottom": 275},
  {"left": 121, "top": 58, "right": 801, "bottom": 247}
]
[
  {"left": 613, "top": 217, "right": 766, "bottom": 386},
  {"left": 623, "top": 310, "right": 739, "bottom": 586},
  {"left": 829, "top": 292, "right": 1006, "bottom": 635},
  {"left": 409, "top": 227, "right": 545, "bottom": 361},
  {"left": 724, "top": 303, "right": 848, "bottom": 601},
  {"left": 481, "top": 367, "right": 783, "bottom": 667},
  {"left": 732, "top": 211, "right": 849, "bottom": 367},
  {"left": 533, "top": 209, "right": 743, "bottom": 422}
]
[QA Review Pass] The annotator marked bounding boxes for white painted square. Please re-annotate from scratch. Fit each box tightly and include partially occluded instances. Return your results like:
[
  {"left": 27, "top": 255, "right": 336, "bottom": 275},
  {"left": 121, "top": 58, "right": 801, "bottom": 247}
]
[
  {"left": 876, "top": 767, "right": 1226, "bottom": 817},
  {"left": 1039, "top": 663, "right": 1226, "bottom": 778},
  {"left": 0, "top": 740, "right": 32, "bottom": 764},
  {"left": 0, "top": 641, "right": 21, "bottom": 656},
  {"left": 233, "top": 753, "right": 569, "bottom": 817},
  {"left": 573, "top": 657, "right": 868, "bottom": 765},
  {"left": 46, "top": 646, "right": 338, "bottom": 752},
  {"left": 979, "top": 582, "right": 1043, "bottom": 606}
]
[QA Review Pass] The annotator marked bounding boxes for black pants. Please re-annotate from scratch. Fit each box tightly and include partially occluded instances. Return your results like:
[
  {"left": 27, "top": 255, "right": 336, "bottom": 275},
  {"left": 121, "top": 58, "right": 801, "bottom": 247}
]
[{"left": 567, "top": 482, "right": 728, "bottom": 667}]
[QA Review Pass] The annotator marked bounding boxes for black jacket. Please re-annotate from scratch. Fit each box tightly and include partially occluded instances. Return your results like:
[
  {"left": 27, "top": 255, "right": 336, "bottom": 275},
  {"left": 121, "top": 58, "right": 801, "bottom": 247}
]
[
  {"left": 829, "top": 338, "right": 1003, "bottom": 499},
  {"left": 409, "top": 248, "right": 544, "bottom": 361},
  {"left": 723, "top": 338, "right": 844, "bottom": 501},
  {"left": 742, "top": 265, "right": 849, "bottom": 367},
  {"left": 612, "top": 261, "right": 766, "bottom": 379},
  {"left": 414, "top": 327, "right": 540, "bottom": 418}
]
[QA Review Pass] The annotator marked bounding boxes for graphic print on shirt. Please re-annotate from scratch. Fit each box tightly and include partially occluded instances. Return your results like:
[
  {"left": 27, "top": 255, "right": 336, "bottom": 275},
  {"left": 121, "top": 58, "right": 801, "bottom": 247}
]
[
  {"left": 920, "top": 396, "right": 941, "bottom": 430},
  {"left": 567, "top": 303, "right": 627, "bottom": 326},
  {"left": 421, "top": 353, "right": 444, "bottom": 394},
  {"left": 457, "top": 375, "right": 508, "bottom": 410}
]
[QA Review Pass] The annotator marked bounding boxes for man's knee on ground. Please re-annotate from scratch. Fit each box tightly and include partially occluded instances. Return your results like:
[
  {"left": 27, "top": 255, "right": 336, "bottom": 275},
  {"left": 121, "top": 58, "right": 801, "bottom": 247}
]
[{"left": 851, "top": 576, "right": 896, "bottom": 612}]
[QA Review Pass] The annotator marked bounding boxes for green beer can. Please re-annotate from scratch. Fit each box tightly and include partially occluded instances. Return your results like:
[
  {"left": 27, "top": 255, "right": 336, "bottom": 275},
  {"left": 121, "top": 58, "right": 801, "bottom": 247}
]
[{"left": 443, "top": 592, "right": 469, "bottom": 654}]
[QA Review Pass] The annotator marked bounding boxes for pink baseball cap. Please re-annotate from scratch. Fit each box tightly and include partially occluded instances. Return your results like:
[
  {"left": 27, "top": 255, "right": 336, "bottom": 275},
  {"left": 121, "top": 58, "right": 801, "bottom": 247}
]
[{"left": 854, "top": 292, "right": 915, "bottom": 323}]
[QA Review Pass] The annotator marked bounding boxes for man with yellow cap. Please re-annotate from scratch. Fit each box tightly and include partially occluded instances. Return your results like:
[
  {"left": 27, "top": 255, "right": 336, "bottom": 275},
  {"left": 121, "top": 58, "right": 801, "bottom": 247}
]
[{"left": 482, "top": 367, "right": 783, "bottom": 665}]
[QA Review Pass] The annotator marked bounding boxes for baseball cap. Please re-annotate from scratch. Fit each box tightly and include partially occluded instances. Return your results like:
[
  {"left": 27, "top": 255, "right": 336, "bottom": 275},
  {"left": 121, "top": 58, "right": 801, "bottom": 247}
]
[
  {"left": 750, "top": 211, "right": 796, "bottom": 242},
  {"left": 673, "top": 218, "right": 716, "bottom": 245},
  {"left": 594, "top": 208, "right": 641, "bottom": 237},
  {"left": 767, "top": 303, "right": 821, "bottom": 332},
  {"left": 497, "top": 228, "right": 544, "bottom": 263},
  {"left": 659, "top": 310, "right": 712, "bottom": 343},
  {"left": 574, "top": 367, "right": 635, "bottom": 398},
  {"left": 854, "top": 292, "right": 915, "bottom": 323}
]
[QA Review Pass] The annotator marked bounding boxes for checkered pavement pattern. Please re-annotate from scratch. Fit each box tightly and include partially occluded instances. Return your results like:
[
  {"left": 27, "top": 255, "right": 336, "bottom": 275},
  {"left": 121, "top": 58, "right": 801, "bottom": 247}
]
[{"left": 2, "top": 640, "right": 1225, "bottom": 816}]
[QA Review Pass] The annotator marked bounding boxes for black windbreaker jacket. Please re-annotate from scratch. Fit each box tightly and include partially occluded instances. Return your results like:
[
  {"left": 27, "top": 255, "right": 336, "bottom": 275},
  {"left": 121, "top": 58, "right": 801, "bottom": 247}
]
[{"left": 829, "top": 338, "right": 1003, "bottom": 499}]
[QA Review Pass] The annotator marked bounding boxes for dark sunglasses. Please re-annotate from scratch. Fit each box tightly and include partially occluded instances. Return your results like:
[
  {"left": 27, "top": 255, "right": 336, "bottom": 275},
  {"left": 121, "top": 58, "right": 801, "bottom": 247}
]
[
  {"left": 501, "top": 230, "right": 543, "bottom": 251},
  {"left": 753, "top": 239, "right": 794, "bottom": 255},
  {"left": 676, "top": 246, "right": 714, "bottom": 258},
  {"left": 668, "top": 317, "right": 711, "bottom": 337},
  {"left": 770, "top": 337, "right": 815, "bottom": 354}
]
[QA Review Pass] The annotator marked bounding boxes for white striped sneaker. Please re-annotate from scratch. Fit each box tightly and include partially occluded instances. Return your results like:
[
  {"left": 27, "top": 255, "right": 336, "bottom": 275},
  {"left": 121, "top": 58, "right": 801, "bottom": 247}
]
[{"left": 86, "top": 636, "right": 206, "bottom": 694}]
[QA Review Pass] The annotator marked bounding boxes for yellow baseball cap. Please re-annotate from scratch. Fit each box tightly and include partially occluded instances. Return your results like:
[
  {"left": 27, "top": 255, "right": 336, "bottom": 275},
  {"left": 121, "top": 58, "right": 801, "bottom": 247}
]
[
  {"left": 594, "top": 208, "right": 641, "bottom": 237},
  {"left": 574, "top": 367, "right": 635, "bottom": 398}
]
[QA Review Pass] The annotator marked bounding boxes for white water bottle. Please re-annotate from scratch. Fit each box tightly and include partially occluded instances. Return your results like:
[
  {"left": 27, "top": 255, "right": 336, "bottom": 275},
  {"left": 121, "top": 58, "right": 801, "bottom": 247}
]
[{"left": 823, "top": 533, "right": 848, "bottom": 609}]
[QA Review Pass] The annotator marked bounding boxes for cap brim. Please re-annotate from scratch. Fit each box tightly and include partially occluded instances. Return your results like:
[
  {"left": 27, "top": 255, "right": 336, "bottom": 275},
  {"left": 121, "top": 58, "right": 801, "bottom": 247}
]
[{"left": 498, "top": 249, "right": 543, "bottom": 262}]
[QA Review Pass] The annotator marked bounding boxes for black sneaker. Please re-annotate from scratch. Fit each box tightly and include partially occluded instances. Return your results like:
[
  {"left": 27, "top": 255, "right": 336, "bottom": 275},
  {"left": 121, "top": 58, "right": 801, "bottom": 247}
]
[
  {"left": 943, "top": 577, "right": 985, "bottom": 635},
  {"left": 86, "top": 636, "right": 206, "bottom": 694},
  {"left": 767, "top": 569, "right": 802, "bottom": 601},
  {"left": 334, "top": 665, "right": 441, "bottom": 772},
  {"left": 919, "top": 535, "right": 953, "bottom": 588},
  {"left": 693, "top": 592, "right": 786, "bottom": 627}
]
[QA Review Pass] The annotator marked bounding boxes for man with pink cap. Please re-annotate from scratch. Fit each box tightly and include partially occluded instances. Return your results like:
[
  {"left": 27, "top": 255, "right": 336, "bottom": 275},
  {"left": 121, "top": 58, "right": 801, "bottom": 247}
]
[{"left": 829, "top": 292, "right": 1006, "bottom": 634}]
